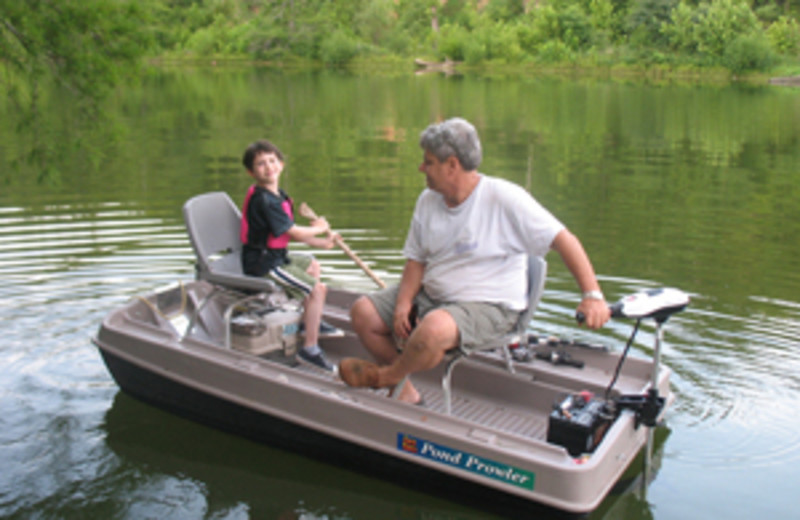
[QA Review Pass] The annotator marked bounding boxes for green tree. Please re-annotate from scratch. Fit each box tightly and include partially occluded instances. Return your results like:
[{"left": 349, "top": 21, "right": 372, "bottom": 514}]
[
  {"left": 484, "top": 0, "right": 527, "bottom": 22},
  {"left": 521, "top": 3, "right": 594, "bottom": 53},
  {"left": 0, "top": 0, "right": 153, "bottom": 177},
  {"left": 723, "top": 32, "right": 776, "bottom": 73},
  {"left": 1, "top": 0, "right": 152, "bottom": 103},
  {"left": 767, "top": 15, "right": 800, "bottom": 54},
  {"left": 627, "top": 0, "right": 679, "bottom": 49},
  {"left": 663, "top": 0, "right": 762, "bottom": 59}
]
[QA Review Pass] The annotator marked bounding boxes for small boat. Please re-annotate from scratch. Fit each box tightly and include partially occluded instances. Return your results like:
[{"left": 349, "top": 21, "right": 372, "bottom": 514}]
[{"left": 92, "top": 192, "right": 688, "bottom": 514}]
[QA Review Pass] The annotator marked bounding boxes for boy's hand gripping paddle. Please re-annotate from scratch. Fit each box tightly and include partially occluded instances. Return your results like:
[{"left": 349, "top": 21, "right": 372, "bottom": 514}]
[{"left": 299, "top": 202, "right": 387, "bottom": 289}]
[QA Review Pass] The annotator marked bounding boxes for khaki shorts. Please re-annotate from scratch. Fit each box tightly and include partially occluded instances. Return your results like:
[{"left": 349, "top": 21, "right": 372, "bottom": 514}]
[
  {"left": 268, "top": 253, "right": 315, "bottom": 300},
  {"left": 367, "top": 285, "right": 520, "bottom": 354}
]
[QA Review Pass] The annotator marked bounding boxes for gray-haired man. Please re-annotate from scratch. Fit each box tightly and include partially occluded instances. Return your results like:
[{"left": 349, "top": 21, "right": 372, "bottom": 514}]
[{"left": 340, "top": 118, "right": 610, "bottom": 404}]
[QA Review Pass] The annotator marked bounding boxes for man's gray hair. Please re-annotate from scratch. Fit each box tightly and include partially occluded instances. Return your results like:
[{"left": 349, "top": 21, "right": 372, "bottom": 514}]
[{"left": 419, "top": 117, "right": 482, "bottom": 171}]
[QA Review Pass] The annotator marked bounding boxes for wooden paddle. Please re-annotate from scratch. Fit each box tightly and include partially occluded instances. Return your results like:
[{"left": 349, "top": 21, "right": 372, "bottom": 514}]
[{"left": 298, "top": 202, "right": 387, "bottom": 289}]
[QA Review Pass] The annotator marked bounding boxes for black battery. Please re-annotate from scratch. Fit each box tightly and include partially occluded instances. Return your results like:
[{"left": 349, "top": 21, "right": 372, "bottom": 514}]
[{"left": 546, "top": 393, "right": 613, "bottom": 457}]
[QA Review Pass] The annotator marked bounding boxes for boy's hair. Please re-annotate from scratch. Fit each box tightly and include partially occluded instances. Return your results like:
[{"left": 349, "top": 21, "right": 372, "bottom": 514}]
[
  {"left": 419, "top": 117, "right": 482, "bottom": 171},
  {"left": 242, "top": 139, "right": 285, "bottom": 171}
]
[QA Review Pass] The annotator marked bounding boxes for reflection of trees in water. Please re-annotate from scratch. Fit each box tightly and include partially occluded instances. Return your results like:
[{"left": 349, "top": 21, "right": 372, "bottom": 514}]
[{"left": 0, "top": 0, "right": 151, "bottom": 183}]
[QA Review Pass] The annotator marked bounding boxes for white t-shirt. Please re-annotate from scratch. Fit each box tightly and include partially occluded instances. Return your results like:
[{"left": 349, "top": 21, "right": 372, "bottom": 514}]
[{"left": 403, "top": 175, "right": 564, "bottom": 310}]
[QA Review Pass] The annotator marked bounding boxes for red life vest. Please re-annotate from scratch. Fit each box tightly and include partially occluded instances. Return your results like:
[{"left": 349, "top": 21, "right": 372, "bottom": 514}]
[{"left": 240, "top": 185, "right": 293, "bottom": 248}]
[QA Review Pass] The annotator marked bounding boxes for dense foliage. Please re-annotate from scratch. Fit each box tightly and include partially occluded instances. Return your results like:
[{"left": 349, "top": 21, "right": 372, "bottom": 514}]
[
  {"left": 1, "top": 0, "right": 152, "bottom": 107},
  {"left": 3, "top": 0, "right": 800, "bottom": 91},
  {"left": 142, "top": 0, "right": 800, "bottom": 74}
]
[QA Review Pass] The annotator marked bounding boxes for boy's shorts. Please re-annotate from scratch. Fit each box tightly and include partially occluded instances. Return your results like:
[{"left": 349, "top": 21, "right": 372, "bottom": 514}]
[
  {"left": 268, "top": 253, "right": 316, "bottom": 300},
  {"left": 367, "top": 285, "right": 520, "bottom": 354}
]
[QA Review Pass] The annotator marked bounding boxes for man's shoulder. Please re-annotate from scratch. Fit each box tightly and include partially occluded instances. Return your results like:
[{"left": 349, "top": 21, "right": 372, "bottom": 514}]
[
  {"left": 479, "top": 175, "right": 531, "bottom": 204},
  {"left": 415, "top": 188, "right": 440, "bottom": 207},
  {"left": 481, "top": 174, "right": 523, "bottom": 192}
]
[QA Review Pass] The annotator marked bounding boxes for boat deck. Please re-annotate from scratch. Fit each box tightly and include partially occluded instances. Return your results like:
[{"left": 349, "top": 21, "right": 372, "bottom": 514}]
[
  {"left": 116, "top": 280, "right": 659, "bottom": 444},
  {"left": 290, "top": 355, "right": 552, "bottom": 438}
]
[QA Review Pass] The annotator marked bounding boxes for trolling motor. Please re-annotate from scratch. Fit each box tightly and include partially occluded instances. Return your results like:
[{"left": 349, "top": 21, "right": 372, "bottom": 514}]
[
  {"left": 608, "top": 288, "right": 689, "bottom": 426},
  {"left": 546, "top": 288, "right": 689, "bottom": 457},
  {"left": 610, "top": 287, "right": 690, "bottom": 322}
]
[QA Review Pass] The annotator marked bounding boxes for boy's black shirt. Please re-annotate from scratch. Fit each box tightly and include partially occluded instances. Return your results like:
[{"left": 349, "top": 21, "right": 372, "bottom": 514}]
[{"left": 242, "top": 186, "right": 293, "bottom": 276}]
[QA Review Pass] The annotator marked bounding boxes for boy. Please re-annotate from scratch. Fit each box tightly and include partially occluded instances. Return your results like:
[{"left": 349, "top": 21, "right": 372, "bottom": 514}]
[{"left": 240, "top": 139, "right": 340, "bottom": 372}]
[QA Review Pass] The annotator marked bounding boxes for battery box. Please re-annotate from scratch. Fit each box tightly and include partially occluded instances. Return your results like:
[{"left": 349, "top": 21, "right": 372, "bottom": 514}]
[
  {"left": 230, "top": 308, "right": 302, "bottom": 356},
  {"left": 546, "top": 393, "right": 614, "bottom": 457}
]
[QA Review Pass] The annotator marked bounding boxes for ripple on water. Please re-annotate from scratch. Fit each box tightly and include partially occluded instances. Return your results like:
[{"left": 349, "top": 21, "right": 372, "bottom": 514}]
[{"left": 662, "top": 298, "right": 800, "bottom": 470}]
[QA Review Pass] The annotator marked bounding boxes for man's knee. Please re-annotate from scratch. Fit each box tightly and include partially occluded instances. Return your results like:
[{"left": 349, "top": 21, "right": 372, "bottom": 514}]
[
  {"left": 413, "top": 309, "right": 459, "bottom": 352},
  {"left": 351, "top": 295, "right": 372, "bottom": 321},
  {"left": 351, "top": 296, "right": 382, "bottom": 331}
]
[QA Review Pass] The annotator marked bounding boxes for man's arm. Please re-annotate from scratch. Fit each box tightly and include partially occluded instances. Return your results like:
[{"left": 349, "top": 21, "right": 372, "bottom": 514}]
[
  {"left": 393, "top": 259, "right": 425, "bottom": 339},
  {"left": 550, "top": 229, "right": 611, "bottom": 329}
]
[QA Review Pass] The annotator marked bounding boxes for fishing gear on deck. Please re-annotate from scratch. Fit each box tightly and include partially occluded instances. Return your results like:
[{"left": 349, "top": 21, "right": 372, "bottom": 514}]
[
  {"left": 534, "top": 349, "right": 585, "bottom": 368},
  {"left": 510, "top": 334, "right": 607, "bottom": 365}
]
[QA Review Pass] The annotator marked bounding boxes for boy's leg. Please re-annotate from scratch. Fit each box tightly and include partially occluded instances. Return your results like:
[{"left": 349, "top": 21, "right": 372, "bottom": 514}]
[
  {"left": 302, "top": 281, "right": 326, "bottom": 347},
  {"left": 303, "top": 255, "right": 321, "bottom": 280},
  {"left": 296, "top": 254, "right": 328, "bottom": 346},
  {"left": 268, "top": 256, "right": 327, "bottom": 349}
]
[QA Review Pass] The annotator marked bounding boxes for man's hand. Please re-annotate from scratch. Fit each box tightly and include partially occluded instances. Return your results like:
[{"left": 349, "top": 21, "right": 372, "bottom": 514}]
[
  {"left": 393, "top": 301, "right": 414, "bottom": 339},
  {"left": 576, "top": 297, "right": 611, "bottom": 329}
]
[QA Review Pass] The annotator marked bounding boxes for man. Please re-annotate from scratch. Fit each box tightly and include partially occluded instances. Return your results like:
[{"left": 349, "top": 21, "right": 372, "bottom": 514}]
[{"left": 339, "top": 118, "right": 611, "bottom": 404}]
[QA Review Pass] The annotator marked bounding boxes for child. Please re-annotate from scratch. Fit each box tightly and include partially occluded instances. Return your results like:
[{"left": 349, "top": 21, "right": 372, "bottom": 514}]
[{"left": 240, "top": 139, "right": 340, "bottom": 372}]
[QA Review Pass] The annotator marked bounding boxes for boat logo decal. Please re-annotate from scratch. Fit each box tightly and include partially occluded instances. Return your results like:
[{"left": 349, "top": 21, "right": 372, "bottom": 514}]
[{"left": 397, "top": 433, "right": 535, "bottom": 490}]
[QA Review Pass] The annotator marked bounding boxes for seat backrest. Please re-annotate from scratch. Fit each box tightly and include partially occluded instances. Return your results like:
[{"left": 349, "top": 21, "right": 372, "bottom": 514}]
[
  {"left": 184, "top": 191, "right": 243, "bottom": 276},
  {"left": 183, "top": 192, "right": 277, "bottom": 293},
  {"left": 515, "top": 255, "right": 547, "bottom": 335}
]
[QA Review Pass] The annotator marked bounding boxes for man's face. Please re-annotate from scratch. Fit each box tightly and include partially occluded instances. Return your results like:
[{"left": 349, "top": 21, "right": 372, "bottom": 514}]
[
  {"left": 249, "top": 151, "right": 284, "bottom": 186},
  {"left": 419, "top": 150, "right": 448, "bottom": 192}
]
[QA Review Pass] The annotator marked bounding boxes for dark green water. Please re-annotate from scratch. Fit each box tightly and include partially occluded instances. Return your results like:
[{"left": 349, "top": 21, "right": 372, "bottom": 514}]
[{"left": 2, "top": 68, "right": 800, "bottom": 519}]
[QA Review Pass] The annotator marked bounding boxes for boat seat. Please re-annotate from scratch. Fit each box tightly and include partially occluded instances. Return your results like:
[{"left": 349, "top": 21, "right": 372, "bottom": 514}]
[
  {"left": 441, "top": 255, "right": 547, "bottom": 415},
  {"left": 183, "top": 191, "right": 279, "bottom": 295}
]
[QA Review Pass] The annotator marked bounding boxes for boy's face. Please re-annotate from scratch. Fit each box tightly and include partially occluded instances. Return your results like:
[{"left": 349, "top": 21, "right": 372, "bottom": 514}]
[{"left": 249, "top": 151, "right": 284, "bottom": 187}]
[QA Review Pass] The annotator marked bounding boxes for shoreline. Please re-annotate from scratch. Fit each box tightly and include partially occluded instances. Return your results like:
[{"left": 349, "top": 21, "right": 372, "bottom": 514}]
[{"left": 145, "top": 54, "right": 797, "bottom": 86}]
